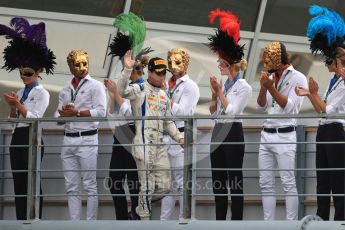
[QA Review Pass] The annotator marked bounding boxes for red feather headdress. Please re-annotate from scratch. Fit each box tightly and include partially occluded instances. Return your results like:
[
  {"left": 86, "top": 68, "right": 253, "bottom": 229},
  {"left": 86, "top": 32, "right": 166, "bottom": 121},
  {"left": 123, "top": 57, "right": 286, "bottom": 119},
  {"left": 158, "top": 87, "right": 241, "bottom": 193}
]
[{"left": 208, "top": 9, "right": 244, "bottom": 64}]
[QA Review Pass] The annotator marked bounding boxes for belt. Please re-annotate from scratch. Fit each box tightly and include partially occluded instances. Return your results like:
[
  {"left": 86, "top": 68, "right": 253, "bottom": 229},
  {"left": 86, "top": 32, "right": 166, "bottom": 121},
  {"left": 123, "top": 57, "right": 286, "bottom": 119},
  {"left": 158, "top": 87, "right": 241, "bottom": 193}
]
[
  {"left": 178, "top": 127, "right": 184, "bottom": 133},
  {"left": 64, "top": 129, "right": 98, "bottom": 137},
  {"left": 263, "top": 126, "right": 296, "bottom": 133}
]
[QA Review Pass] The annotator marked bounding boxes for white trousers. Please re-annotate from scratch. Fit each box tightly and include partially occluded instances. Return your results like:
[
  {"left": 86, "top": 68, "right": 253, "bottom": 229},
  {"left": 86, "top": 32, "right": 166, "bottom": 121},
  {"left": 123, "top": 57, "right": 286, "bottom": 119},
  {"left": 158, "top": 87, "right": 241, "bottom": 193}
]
[
  {"left": 258, "top": 130, "right": 298, "bottom": 220},
  {"left": 160, "top": 135, "right": 184, "bottom": 220},
  {"left": 61, "top": 134, "right": 98, "bottom": 220}
]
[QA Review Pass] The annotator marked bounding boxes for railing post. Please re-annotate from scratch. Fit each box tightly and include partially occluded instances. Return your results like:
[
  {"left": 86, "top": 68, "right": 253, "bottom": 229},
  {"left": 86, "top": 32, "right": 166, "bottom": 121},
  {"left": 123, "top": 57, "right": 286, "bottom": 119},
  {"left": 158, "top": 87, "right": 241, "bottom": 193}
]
[
  {"left": 0, "top": 128, "right": 4, "bottom": 219},
  {"left": 27, "top": 121, "right": 41, "bottom": 220},
  {"left": 191, "top": 118, "right": 197, "bottom": 220},
  {"left": 183, "top": 118, "right": 194, "bottom": 219},
  {"left": 296, "top": 125, "right": 306, "bottom": 219}
]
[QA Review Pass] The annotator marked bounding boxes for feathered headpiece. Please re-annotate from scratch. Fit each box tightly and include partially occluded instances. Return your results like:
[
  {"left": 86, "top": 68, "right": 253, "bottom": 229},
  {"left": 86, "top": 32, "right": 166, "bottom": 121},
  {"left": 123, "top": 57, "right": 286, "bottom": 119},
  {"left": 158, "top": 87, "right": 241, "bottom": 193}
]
[
  {"left": 108, "top": 12, "right": 146, "bottom": 58},
  {"left": 208, "top": 9, "right": 244, "bottom": 64},
  {"left": 133, "top": 47, "right": 154, "bottom": 73},
  {"left": 135, "top": 47, "right": 154, "bottom": 66},
  {"left": 307, "top": 5, "right": 345, "bottom": 64},
  {"left": 0, "top": 17, "right": 56, "bottom": 74}
]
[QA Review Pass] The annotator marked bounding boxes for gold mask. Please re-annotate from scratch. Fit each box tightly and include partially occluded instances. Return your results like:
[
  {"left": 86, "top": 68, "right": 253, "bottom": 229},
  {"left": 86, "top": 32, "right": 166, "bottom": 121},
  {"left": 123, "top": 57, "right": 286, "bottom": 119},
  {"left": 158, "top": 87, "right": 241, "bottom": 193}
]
[
  {"left": 262, "top": 42, "right": 284, "bottom": 73},
  {"left": 167, "top": 48, "right": 190, "bottom": 76},
  {"left": 67, "top": 49, "right": 89, "bottom": 78}
]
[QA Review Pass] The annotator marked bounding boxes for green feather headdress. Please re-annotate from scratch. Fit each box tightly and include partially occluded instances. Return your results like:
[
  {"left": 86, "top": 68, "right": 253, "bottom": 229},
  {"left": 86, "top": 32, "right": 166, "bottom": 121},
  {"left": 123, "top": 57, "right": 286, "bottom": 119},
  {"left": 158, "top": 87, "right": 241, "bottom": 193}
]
[{"left": 109, "top": 12, "right": 146, "bottom": 57}]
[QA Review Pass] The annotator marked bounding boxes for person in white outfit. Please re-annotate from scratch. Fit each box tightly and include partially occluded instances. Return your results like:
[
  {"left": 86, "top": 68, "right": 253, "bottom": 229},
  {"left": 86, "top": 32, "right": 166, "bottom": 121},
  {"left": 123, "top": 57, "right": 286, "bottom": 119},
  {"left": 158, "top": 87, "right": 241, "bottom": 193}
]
[
  {"left": 207, "top": 9, "right": 252, "bottom": 220},
  {"left": 55, "top": 49, "right": 106, "bottom": 220},
  {"left": 1, "top": 17, "right": 55, "bottom": 220},
  {"left": 295, "top": 6, "right": 345, "bottom": 220},
  {"left": 256, "top": 41, "right": 308, "bottom": 220},
  {"left": 160, "top": 48, "right": 200, "bottom": 220}
]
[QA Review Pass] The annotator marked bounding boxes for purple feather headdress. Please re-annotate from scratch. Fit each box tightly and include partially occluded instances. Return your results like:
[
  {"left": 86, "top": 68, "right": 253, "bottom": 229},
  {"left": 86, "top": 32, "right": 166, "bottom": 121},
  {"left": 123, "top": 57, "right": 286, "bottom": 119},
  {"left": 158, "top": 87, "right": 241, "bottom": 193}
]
[{"left": 0, "top": 17, "right": 56, "bottom": 74}]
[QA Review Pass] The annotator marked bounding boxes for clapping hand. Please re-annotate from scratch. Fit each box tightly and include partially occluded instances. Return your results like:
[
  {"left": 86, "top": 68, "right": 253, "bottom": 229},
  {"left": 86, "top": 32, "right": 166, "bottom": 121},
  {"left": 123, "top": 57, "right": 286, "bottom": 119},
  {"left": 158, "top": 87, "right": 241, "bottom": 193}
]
[
  {"left": 260, "top": 72, "right": 274, "bottom": 89},
  {"left": 59, "top": 103, "right": 77, "bottom": 117},
  {"left": 3, "top": 92, "right": 19, "bottom": 107},
  {"left": 104, "top": 79, "right": 118, "bottom": 97},
  {"left": 308, "top": 77, "right": 319, "bottom": 94},
  {"left": 210, "top": 76, "right": 222, "bottom": 96},
  {"left": 295, "top": 87, "right": 310, "bottom": 96}
]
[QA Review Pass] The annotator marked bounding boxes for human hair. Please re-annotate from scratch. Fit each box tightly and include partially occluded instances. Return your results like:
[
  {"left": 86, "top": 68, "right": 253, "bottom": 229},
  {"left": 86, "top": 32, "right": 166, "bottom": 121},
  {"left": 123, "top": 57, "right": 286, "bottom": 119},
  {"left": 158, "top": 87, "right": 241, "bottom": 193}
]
[
  {"left": 336, "top": 46, "right": 345, "bottom": 57},
  {"left": 233, "top": 59, "right": 247, "bottom": 72},
  {"left": 280, "top": 42, "right": 289, "bottom": 65}
]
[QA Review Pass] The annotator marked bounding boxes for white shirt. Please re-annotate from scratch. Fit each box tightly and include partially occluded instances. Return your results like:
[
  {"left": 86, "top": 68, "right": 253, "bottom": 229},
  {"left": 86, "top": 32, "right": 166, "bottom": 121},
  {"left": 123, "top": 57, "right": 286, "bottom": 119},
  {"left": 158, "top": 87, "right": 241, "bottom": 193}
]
[
  {"left": 320, "top": 76, "right": 345, "bottom": 125},
  {"left": 168, "top": 74, "right": 200, "bottom": 128},
  {"left": 215, "top": 78, "right": 252, "bottom": 123},
  {"left": 257, "top": 65, "right": 308, "bottom": 128},
  {"left": 107, "top": 98, "right": 133, "bottom": 126},
  {"left": 15, "top": 84, "right": 50, "bottom": 128},
  {"left": 54, "top": 74, "right": 106, "bottom": 132}
]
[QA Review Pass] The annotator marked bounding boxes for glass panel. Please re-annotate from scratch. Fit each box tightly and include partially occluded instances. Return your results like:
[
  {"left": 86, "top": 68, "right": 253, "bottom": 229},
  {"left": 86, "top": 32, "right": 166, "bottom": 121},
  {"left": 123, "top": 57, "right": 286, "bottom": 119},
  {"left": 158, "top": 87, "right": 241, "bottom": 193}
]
[
  {"left": 0, "top": 0, "right": 125, "bottom": 18},
  {"left": 262, "top": 0, "right": 345, "bottom": 36},
  {"left": 130, "top": 0, "right": 261, "bottom": 31}
]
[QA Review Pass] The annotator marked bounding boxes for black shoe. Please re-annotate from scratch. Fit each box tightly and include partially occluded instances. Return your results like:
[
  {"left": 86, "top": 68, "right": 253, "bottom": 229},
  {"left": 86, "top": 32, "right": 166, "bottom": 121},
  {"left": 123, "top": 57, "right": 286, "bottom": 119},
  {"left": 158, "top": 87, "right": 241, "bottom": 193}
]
[{"left": 128, "top": 210, "right": 140, "bottom": 220}]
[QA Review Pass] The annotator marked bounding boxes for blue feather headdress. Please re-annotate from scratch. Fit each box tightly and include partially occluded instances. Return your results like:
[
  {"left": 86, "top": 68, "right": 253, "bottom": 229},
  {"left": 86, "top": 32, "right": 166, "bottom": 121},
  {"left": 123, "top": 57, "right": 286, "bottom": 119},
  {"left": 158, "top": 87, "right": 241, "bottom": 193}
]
[
  {"left": 307, "top": 5, "right": 345, "bottom": 64},
  {"left": 0, "top": 17, "right": 56, "bottom": 74}
]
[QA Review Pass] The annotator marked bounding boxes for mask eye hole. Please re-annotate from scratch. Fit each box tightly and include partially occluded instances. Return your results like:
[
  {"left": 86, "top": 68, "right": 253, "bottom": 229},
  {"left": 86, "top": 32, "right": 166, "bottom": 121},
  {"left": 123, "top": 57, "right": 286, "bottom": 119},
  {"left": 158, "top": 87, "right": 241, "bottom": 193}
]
[
  {"left": 19, "top": 68, "right": 35, "bottom": 77},
  {"left": 20, "top": 72, "right": 34, "bottom": 77}
]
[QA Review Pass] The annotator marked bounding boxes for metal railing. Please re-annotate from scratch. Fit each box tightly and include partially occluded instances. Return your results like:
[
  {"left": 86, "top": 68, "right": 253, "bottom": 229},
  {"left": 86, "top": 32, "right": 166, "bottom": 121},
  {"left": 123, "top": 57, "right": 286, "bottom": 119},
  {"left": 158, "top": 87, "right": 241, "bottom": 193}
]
[{"left": 0, "top": 114, "right": 344, "bottom": 220}]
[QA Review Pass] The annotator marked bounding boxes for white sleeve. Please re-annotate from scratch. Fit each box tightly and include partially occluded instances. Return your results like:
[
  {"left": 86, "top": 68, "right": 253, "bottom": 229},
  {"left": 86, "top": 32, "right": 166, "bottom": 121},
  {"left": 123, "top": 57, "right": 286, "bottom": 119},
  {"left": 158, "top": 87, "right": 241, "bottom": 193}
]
[
  {"left": 26, "top": 90, "right": 50, "bottom": 118},
  {"left": 117, "top": 67, "right": 143, "bottom": 100},
  {"left": 171, "top": 82, "right": 200, "bottom": 116},
  {"left": 89, "top": 82, "right": 107, "bottom": 117},
  {"left": 224, "top": 84, "right": 252, "bottom": 115},
  {"left": 119, "top": 101, "right": 132, "bottom": 116},
  {"left": 282, "top": 74, "right": 308, "bottom": 113},
  {"left": 326, "top": 82, "right": 345, "bottom": 114},
  {"left": 54, "top": 90, "right": 64, "bottom": 118}
]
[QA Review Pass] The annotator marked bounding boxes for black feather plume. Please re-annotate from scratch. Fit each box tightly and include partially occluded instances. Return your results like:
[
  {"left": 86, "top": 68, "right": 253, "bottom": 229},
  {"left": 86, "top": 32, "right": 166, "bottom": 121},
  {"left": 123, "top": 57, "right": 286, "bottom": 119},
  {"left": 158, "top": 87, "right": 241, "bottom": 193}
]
[
  {"left": 108, "top": 32, "right": 131, "bottom": 58},
  {"left": 3, "top": 37, "right": 56, "bottom": 74},
  {"left": 310, "top": 33, "right": 345, "bottom": 61},
  {"left": 208, "top": 29, "right": 244, "bottom": 64},
  {"left": 135, "top": 47, "right": 154, "bottom": 61}
]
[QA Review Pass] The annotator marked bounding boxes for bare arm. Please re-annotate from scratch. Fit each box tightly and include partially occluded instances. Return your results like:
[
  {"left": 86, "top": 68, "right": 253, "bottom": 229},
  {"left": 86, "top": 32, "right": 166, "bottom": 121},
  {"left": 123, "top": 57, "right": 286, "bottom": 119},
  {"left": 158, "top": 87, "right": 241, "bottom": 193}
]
[
  {"left": 267, "top": 86, "right": 288, "bottom": 108},
  {"left": 209, "top": 76, "right": 221, "bottom": 114},
  {"left": 209, "top": 93, "right": 217, "bottom": 114},
  {"left": 308, "top": 93, "right": 326, "bottom": 113},
  {"left": 295, "top": 77, "right": 325, "bottom": 113},
  {"left": 257, "top": 87, "right": 268, "bottom": 107},
  {"left": 257, "top": 72, "right": 269, "bottom": 107}
]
